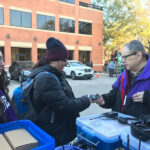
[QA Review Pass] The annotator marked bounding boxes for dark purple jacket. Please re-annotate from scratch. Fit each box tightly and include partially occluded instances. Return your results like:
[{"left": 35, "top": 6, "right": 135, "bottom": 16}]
[{"left": 102, "top": 56, "right": 150, "bottom": 117}]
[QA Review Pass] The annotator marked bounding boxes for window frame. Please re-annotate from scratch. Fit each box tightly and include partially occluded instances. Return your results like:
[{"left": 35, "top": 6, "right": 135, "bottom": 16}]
[
  {"left": 0, "top": 7, "right": 4, "bottom": 25},
  {"left": 79, "top": 21, "right": 92, "bottom": 35},
  {"left": 10, "top": 9, "right": 31, "bottom": 28},
  {"left": 59, "top": 18, "right": 75, "bottom": 33},
  {"left": 37, "top": 14, "right": 55, "bottom": 31}
]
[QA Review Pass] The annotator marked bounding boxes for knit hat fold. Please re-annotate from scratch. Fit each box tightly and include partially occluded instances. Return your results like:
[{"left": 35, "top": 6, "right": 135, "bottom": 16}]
[{"left": 45, "top": 37, "right": 69, "bottom": 61}]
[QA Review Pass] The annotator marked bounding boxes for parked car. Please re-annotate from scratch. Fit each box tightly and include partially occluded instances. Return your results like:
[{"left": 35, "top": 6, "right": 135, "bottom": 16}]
[
  {"left": 9, "top": 61, "right": 34, "bottom": 83},
  {"left": 63, "top": 60, "right": 94, "bottom": 80},
  {"left": 4, "top": 67, "right": 11, "bottom": 85}
]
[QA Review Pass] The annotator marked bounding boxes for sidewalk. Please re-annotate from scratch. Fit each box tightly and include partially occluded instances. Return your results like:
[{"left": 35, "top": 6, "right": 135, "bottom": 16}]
[
  {"left": 94, "top": 72, "right": 118, "bottom": 77},
  {"left": 94, "top": 72, "right": 108, "bottom": 77}
]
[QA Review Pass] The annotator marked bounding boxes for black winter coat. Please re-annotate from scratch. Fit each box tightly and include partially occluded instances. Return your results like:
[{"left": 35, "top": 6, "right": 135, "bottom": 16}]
[{"left": 29, "top": 65, "right": 90, "bottom": 146}]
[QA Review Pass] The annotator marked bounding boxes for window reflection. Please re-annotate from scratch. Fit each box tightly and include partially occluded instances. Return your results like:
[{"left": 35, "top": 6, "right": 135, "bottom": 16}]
[
  {"left": 79, "top": 21, "right": 92, "bottom": 35},
  {"left": 59, "top": 18, "right": 75, "bottom": 33},
  {"left": 22, "top": 12, "right": 31, "bottom": 28},
  {"left": 0, "top": 8, "right": 4, "bottom": 25},
  {"left": 59, "top": 0, "right": 75, "bottom": 4},
  {"left": 37, "top": 14, "right": 55, "bottom": 31},
  {"left": 10, "top": 10, "right": 31, "bottom": 28}
]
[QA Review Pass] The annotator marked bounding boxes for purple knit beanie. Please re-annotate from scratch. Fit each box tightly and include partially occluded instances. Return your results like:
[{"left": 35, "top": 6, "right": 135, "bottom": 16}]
[{"left": 45, "top": 37, "right": 69, "bottom": 61}]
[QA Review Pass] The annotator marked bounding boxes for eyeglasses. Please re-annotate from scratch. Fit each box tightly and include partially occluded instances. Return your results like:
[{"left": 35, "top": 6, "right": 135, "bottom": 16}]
[
  {"left": 61, "top": 59, "right": 67, "bottom": 63},
  {"left": 121, "top": 52, "right": 137, "bottom": 60}
]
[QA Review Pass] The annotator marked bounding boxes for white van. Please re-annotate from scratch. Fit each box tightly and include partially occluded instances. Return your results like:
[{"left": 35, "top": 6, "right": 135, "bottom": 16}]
[{"left": 63, "top": 60, "right": 94, "bottom": 80}]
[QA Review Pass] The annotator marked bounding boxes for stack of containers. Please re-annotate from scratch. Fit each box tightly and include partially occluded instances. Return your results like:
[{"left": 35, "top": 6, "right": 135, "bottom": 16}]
[
  {"left": 0, "top": 120, "right": 55, "bottom": 150},
  {"left": 76, "top": 113, "right": 133, "bottom": 150},
  {"left": 121, "top": 128, "right": 150, "bottom": 150}
]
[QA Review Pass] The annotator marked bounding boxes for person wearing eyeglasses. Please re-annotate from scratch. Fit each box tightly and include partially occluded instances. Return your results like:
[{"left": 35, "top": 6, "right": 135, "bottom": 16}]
[
  {"left": 29, "top": 37, "right": 92, "bottom": 146},
  {"left": 0, "top": 50, "right": 17, "bottom": 123},
  {"left": 95, "top": 40, "right": 150, "bottom": 117}
]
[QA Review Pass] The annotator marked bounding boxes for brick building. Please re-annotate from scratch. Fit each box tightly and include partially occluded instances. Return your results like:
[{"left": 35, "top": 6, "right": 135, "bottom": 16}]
[{"left": 0, "top": 0, "right": 103, "bottom": 71}]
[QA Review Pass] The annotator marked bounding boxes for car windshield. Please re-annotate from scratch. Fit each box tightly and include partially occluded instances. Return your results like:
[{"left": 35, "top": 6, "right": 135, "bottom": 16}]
[
  {"left": 18, "top": 61, "right": 34, "bottom": 68},
  {"left": 70, "top": 62, "right": 84, "bottom": 67}
]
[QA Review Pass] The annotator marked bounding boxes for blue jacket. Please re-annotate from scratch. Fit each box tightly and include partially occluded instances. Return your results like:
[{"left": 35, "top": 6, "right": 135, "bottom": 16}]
[
  {"left": 102, "top": 56, "right": 150, "bottom": 117},
  {"left": 109, "top": 61, "right": 115, "bottom": 69}
]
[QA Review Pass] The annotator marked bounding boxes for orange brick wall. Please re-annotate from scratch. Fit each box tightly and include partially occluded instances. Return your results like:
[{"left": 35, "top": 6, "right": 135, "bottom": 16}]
[{"left": 0, "top": 0, "right": 103, "bottom": 71}]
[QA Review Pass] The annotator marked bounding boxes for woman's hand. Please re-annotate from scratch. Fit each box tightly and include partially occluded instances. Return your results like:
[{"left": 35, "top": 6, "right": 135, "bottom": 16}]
[{"left": 132, "top": 91, "right": 144, "bottom": 103}]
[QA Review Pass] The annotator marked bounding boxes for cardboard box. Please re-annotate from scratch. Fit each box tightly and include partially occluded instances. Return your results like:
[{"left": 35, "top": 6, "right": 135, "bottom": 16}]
[
  {"left": 0, "top": 134, "right": 12, "bottom": 150},
  {"left": 4, "top": 128, "right": 38, "bottom": 150}
]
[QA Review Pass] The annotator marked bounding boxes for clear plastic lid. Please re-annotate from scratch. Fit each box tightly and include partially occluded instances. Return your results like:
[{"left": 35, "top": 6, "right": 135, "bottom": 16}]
[{"left": 76, "top": 113, "right": 132, "bottom": 143}]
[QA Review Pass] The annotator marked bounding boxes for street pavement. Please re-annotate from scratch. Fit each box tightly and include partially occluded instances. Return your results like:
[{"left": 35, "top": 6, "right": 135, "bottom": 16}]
[
  {"left": 8, "top": 74, "right": 117, "bottom": 117},
  {"left": 67, "top": 74, "right": 116, "bottom": 116}
]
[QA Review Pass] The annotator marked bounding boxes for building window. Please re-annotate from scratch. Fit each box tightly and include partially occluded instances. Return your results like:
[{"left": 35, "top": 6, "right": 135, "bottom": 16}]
[
  {"left": 10, "top": 9, "right": 31, "bottom": 28},
  {"left": 11, "top": 47, "right": 31, "bottom": 61},
  {"left": 37, "top": 14, "right": 55, "bottom": 31},
  {"left": 59, "top": 0, "right": 75, "bottom": 4},
  {"left": 79, "top": 21, "right": 92, "bottom": 35},
  {"left": 0, "top": 8, "right": 4, "bottom": 25},
  {"left": 38, "top": 49, "right": 46, "bottom": 60},
  {"left": 79, "top": 51, "right": 91, "bottom": 64},
  {"left": 68, "top": 50, "right": 74, "bottom": 60},
  {"left": 59, "top": 18, "right": 75, "bottom": 33}
]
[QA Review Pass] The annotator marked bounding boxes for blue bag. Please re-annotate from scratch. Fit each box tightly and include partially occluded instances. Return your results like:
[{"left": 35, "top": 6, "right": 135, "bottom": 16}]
[{"left": 12, "top": 71, "right": 61, "bottom": 122}]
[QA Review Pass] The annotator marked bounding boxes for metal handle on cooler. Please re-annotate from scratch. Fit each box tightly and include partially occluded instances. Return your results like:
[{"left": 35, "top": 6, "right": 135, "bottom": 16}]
[{"left": 77, "top": 133, "right": 100, "bottom": 147}]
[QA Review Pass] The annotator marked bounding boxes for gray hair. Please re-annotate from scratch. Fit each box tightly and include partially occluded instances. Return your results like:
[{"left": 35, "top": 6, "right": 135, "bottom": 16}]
[{"left": 124, "top": 40, "right": 146, "bottom": 54}]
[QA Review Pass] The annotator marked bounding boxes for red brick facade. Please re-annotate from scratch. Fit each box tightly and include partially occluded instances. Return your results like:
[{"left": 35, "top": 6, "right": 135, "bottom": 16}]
[{"left": 0, "top": 0, "right": 103, "bottom": 71}]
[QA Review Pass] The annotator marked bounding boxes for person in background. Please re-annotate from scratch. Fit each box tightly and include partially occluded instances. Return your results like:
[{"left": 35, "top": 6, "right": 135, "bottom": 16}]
[
  {"left": 103, "top": 61, "right": 108, "bottom": 73},
  {"left": 95, "top": 40, "right": 150, "bottom": 117},
  {"left": 108, "top": 60, "right": 115, "bottom": 77},
  {"left": 0, "top": 50, "right": 17, "bottom": 123},
  {"left": 29, "top": 37, "right": 92, "bottom": 146}
]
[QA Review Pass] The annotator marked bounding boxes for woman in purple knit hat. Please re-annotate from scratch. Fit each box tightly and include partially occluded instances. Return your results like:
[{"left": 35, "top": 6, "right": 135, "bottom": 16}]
[
  {"left": 0, "top": 50, "right": 17, "bottom": 123},
  {"left": 29, "top": 37, "right": 92, "bottom": 146}
]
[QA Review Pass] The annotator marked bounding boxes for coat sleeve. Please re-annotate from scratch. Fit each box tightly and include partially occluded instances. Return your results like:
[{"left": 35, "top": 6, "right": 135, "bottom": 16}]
[
  {"left": 101, "top": 74, "right": 122, "bottom": 108},
  {"left": 143, "top": 90, "right": 150, "bottom": 109},
  {"left": 32, "top": 74, "right": 90, "bottom": 114},
  {"left": 101, "top": 86, "right": 118, "bottom": 108}
]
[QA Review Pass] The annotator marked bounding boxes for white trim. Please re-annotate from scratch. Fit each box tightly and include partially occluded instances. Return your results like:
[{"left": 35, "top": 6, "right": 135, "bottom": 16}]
[
  {"left": 37, "top": 11, "right": 55, "bottom": 17},
  {"left": 9, "top": 6, "right": 31, "bottom": 12},
  {"left": 65, "top": 45, "right": 75, "bottom": 50},
  {"left": 59, "top": 1, "right": 75, "bottom": 6},
  {"left": 59, "top": 31, "right": 76, "bottom": 35},
  {"left": 59, "top": 15, "right": 75, "bottom": 20},
  {"left": 0, "top": 25, "right": 92, "bottom": 37},
  {"left": 79, "top": 46, "right": 92, "bottom": 51},
  {"left": 37, "top": 43, "right": 46, "bottom": 49},
  {"left": 79, "top": 19, "right": 92, "bottom": 23},
  {"left": 0, "top": 41, "right": 5, "bottom": 46},
  {"left": 94, "top": 64, "right": 103, "bottom": 66},
  {"left": 77, "top": 33, "right": 92, "bottom": 37},
  {"left": 11, "top": 42, "right": 32, "bottom": 48},
  {"left": 0, "top": 5, "right": 4, "bottom": 7}
]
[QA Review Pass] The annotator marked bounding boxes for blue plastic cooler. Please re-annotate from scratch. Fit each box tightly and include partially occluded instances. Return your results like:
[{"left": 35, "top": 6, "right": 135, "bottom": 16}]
[
  {"left": 0, "top": 120, "right": 55, "bottom": 150},
  {"left": 55, "top": 145, "right": 83, "bottom": 150},
  {"left": 76, "top": 113, "right": 131, "bottom": 150}
]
